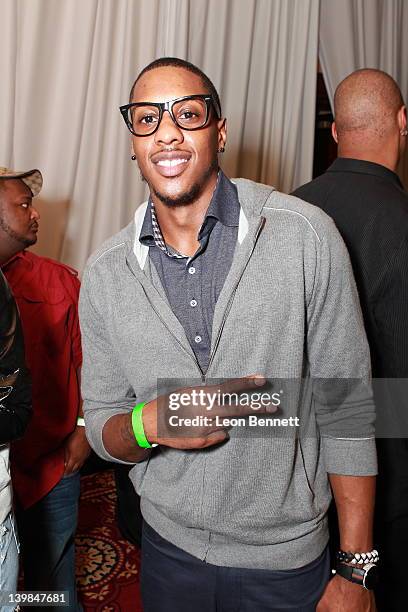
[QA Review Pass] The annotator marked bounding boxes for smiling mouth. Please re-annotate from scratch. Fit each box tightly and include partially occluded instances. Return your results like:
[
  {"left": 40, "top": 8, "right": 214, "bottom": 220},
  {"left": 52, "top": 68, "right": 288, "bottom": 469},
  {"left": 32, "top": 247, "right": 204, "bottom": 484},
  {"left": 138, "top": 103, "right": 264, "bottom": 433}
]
[
  {"left": 153, "top": 157, "right": 190, "bottom": 178},
  {"left": 156, "top": 158, "right": 189, "bottom": 168},
  {"left": 151, "top": 150, "right": 192, "bottom": 178}
]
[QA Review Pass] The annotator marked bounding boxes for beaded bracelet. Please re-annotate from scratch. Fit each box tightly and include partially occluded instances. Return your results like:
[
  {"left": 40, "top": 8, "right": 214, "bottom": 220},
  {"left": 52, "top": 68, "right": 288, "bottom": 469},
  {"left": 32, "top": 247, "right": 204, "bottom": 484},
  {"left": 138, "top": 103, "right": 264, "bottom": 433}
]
[{"left": 336, "top": 549, "right": 379, "bottom": 565}]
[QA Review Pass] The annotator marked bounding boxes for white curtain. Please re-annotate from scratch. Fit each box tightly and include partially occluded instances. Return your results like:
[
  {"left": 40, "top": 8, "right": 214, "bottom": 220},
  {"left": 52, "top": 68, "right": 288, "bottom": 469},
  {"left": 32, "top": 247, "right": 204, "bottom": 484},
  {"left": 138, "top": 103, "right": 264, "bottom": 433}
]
[
  {"left": 0, "top": 0, "right": 319, "bottom": 271},
  {"left": 319, "top": 0, "right": 408, "bottom": 188}
]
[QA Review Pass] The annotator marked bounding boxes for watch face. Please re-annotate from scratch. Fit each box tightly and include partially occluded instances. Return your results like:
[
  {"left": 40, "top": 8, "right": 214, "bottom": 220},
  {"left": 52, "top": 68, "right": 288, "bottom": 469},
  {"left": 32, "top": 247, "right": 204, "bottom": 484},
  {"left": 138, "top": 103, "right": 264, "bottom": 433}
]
[{"left": 363, "top": 565, "right": 379, "bottom": 590}]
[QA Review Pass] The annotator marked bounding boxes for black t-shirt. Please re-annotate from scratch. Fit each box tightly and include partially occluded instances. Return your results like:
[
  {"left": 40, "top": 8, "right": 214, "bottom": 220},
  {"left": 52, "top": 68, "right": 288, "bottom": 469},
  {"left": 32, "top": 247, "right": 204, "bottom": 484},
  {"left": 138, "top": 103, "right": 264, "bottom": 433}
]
[{"left": 0, "top": 269, "right": 31, "bottom": 444}]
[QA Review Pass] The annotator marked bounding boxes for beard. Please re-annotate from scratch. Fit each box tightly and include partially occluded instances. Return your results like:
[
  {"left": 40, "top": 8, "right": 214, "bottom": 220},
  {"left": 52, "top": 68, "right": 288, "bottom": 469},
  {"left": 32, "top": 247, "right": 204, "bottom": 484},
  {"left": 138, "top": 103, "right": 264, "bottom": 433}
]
[
  {"left": 139, "top": 157, "right": 219, "bottom": 208},
  {"left": 0, "top": 217, "right": 37, "bottom": 248}
]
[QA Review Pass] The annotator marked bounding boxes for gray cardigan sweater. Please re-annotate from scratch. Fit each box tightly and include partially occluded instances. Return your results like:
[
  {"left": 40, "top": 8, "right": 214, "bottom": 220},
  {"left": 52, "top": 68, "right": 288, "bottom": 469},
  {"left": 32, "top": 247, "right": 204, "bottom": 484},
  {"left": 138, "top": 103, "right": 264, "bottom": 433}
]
[{"left": 79, "top": 178, "right": 376, "bottom": 570}]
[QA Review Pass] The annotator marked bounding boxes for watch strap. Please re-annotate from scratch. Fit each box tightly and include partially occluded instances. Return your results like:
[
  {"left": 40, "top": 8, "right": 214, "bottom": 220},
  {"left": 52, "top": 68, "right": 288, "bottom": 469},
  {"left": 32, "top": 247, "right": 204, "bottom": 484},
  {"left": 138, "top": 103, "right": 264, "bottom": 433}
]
[{"left": 335, "top": 562, "right": 376, "bottom": 590}]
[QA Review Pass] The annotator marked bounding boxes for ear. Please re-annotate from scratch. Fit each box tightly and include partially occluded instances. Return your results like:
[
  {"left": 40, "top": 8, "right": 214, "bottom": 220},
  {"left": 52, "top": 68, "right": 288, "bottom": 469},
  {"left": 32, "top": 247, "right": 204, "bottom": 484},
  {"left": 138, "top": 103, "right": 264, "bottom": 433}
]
[
  {"left": 397, "top": 105, "right": 407, "bottom": 131},
  {"left": 217, "top": 118, "right": 227, "bottom": 151},
  {"left": 331, "top": 122, "right": 338, "bottom": 144}
]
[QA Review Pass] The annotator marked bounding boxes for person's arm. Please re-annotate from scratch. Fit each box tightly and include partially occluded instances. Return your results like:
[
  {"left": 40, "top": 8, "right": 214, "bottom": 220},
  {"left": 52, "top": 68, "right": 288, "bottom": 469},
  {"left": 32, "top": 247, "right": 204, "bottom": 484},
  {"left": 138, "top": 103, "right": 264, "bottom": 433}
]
[
  {"left": 79, "top": 265, "right": 150, "bottom": 465},
  {"left": 307, "top": 217, "right": 377, "bottom": 477},
  {"left": 305, "top": 214, "right": 376, "bottom": 611},
  {"left": 63, "top": 366, "right": 91, "bottom": 475},
  {"left": 330, "top": 474, "right": 375, "bottom": 552},
  {"left": 101, "top": 376, "right": 271, "bottom": 461},
  {"left": 61, "top": 272, "right": 91, "bottom": 474},
  {"left": 102, "top": 412, "right": 151, "bottom": 462},
  {"left": 317, "top": 475, "right": 376, "bottom": 611}
]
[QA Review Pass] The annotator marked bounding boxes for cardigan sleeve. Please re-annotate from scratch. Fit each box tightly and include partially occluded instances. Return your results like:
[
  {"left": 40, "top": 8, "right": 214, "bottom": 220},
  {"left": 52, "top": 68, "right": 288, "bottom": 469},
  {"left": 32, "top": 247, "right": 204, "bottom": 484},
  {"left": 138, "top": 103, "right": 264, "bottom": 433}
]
[{"left": 306, "top": 216, "right": 377, "bottom": 476}]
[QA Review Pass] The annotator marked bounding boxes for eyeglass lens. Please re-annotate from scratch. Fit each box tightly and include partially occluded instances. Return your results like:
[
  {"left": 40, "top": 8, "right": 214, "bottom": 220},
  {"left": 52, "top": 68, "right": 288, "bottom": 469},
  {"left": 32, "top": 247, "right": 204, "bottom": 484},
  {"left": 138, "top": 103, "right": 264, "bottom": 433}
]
[{"left": 130, "top": 97, "right": 208, "bottom": 135}]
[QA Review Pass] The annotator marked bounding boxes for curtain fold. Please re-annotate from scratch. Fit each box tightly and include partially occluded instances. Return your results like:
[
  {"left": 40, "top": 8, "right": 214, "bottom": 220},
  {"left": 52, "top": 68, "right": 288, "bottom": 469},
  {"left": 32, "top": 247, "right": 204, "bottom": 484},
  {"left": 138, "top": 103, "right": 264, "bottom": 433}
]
[
  {"left": 0, "top": 0, "right": 319, "bottom": 271},
  {"left": 165, "top": 0, "right": 320, "bottom": 192},
  {"left": 0, "top": 1, "right": 17, "bottom": 164},
  {"left": 319, "top": 0, "right": 408, "bottom": 188}
]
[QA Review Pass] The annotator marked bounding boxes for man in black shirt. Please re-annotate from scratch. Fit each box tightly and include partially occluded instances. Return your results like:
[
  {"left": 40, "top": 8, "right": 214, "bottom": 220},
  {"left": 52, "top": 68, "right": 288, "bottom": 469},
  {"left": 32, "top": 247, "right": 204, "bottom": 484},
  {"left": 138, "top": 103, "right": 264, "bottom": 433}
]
[{"left": 293, "top": 68, "right": 408, "bottom": 611}]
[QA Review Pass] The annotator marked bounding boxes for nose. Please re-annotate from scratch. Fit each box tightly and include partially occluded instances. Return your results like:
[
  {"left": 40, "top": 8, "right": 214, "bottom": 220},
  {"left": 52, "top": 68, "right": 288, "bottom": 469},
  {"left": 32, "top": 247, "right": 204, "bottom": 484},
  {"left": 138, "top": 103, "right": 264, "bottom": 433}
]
[
  {"left": 154, "top": 110, "right": 184, "bottom": 146},
  {"left": 31, "top": 206, "right": 40, "bottom": 221}
]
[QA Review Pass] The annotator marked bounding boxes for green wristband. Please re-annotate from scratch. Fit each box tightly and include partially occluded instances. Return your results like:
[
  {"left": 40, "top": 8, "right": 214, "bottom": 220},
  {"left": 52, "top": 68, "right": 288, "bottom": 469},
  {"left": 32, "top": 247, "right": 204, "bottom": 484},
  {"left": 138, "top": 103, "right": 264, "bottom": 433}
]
[{"left": 131, "top": 403, "right": 157, "bottom": 449}]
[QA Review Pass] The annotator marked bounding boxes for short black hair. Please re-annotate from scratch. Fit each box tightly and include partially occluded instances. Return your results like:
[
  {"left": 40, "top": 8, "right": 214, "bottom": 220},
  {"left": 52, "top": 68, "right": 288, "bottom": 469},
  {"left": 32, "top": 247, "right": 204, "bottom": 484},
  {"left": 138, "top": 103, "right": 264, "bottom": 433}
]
[{"left": 129, "top": 57, "right": 222, "bottom": 118}]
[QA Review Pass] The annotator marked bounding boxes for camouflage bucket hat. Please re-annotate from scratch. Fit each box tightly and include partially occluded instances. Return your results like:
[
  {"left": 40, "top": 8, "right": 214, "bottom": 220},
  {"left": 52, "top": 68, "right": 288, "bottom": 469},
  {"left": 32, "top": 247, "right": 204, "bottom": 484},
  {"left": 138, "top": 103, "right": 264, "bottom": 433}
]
[{"left": 0, "top": 166, "right": 43, "bottom": 197}]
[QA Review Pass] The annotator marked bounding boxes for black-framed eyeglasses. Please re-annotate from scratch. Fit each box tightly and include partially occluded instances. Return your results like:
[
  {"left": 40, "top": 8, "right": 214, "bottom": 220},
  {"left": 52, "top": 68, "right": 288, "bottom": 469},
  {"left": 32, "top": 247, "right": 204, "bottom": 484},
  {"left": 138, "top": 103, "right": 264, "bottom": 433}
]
[{"left": 119, "top": 94, "right": 221, "bottom": 137}]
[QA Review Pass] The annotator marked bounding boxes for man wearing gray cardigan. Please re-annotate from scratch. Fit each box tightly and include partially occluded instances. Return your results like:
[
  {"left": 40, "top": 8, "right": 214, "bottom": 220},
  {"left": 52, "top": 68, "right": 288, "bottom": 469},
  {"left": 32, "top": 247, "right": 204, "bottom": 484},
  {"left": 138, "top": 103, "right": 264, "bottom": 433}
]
[{"left": 79, "top": 58, "right": 377, "bottom": 612}]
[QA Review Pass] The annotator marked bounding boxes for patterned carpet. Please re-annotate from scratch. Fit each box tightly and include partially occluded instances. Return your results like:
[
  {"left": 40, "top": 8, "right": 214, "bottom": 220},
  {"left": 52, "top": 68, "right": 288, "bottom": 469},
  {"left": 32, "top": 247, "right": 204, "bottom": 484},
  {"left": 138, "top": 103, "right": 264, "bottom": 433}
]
[{"left": 76, "top": 471, "right": 143, "bottom": 611}]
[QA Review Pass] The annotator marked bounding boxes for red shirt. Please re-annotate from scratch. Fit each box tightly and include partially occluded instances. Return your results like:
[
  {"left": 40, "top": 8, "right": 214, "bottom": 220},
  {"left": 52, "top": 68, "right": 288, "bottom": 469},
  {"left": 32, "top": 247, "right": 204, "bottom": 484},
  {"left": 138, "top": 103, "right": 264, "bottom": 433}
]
[{"left": 2, "top": 251, "right": 82, "bottom": 509}]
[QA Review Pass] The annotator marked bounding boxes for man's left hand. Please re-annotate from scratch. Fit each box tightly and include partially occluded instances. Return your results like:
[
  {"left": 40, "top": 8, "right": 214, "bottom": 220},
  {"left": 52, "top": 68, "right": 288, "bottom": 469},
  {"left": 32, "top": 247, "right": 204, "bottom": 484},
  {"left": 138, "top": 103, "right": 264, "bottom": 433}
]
[
  {"left": 63, "top": 426, "right": 91, "bottom": 475},
  {"left": 317, "top": 575, "right": 376, "bottom": 612}
]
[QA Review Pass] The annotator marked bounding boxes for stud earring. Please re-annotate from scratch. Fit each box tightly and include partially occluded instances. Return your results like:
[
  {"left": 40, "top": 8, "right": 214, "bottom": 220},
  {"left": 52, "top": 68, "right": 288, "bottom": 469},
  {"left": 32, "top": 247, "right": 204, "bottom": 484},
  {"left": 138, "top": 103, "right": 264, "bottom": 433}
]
[
  {"left": 131, "top": 155, "right": 136, "bottom": 160},
  {"left": 400, "top": 129, "right": 408, "bottom": 137},
  {"left": 218, "top": 147, "right": 225, "bottom": 153}
]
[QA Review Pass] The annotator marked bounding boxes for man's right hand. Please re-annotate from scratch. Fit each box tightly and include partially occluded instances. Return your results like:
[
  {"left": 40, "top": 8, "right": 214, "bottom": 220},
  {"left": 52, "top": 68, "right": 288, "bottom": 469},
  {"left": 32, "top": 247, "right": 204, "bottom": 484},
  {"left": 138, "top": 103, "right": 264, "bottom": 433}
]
[
  {"left": 102, "top": 375, "right": 277, "bottom": 461},
  {"left": 143, "top": 375, "right": 275, "bottom": 449}
]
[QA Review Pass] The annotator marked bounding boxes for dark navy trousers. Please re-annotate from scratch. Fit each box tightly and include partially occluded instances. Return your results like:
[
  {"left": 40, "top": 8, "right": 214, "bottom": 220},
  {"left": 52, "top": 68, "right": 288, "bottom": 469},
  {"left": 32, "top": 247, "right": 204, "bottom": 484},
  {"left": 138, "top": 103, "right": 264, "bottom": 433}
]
[{"left": 141, "top": 522, "right": 330, "bottom": 612}]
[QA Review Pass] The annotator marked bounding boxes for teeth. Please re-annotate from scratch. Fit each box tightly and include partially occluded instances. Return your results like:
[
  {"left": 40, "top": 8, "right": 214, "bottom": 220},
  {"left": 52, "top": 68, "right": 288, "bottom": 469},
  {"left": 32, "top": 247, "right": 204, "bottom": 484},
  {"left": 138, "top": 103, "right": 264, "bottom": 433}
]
[{"left": 156, "top": 158, "right": 188, "bottom": 167}]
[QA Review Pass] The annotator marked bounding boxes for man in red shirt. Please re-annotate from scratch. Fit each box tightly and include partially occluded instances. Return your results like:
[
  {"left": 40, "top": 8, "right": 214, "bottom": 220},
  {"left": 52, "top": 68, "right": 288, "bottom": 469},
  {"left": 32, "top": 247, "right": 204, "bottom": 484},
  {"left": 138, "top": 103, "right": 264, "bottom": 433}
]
[{"left": 0, "top": 167, "right": 89, "bottom": 611}]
